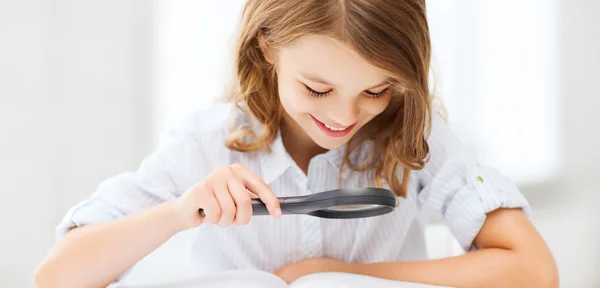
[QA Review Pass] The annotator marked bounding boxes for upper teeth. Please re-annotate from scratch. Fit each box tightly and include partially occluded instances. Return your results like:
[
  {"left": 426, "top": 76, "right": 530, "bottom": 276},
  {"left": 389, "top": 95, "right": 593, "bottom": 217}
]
[{"left": 324, "top": 123, "right": 348, "bottom": 131}]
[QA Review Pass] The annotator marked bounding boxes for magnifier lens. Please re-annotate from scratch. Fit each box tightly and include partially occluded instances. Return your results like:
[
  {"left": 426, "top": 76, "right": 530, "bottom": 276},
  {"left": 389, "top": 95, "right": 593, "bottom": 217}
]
[{"left": 323, "top": 204, "right": 384, "bottom": 212}]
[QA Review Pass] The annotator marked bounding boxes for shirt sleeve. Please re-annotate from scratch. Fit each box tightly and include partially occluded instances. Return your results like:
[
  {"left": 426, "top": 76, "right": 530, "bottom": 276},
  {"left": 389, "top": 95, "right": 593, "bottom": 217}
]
[
  {"left": 416, "top": 111, "right": 532, "bottom": 251},
  {"left": 54, "top": 104, "right": 235, "bottom": 283},
  {"left": 54, "top": 127, "right": 205, "bottom": 282},
  {"left": 56, "top": 137, "right": 177, "bottom": 239}
]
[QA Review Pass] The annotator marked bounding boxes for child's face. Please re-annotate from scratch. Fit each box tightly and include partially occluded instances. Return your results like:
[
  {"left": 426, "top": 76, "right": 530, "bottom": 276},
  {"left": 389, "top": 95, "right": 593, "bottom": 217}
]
[{"left": 275, "top": 35, "right": 393, "bottom": 150}]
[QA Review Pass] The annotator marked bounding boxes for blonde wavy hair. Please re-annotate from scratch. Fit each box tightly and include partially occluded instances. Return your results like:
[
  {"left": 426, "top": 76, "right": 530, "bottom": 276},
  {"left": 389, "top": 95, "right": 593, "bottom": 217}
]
[{"left": 224, "top": 0, "right": 433, "bottom": 198}]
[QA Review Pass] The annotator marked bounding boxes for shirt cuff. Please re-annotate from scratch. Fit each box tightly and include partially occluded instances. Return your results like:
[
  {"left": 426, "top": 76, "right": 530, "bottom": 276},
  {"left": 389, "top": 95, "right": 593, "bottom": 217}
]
[
  {"left": 444, "top": 165, "right": 532, "bottom": 251},
  {"left": 56, "top": 196, "right": 124, "bottom": 241},
  {"left": 55, "top": 197, "right": 131, "bottom": 282},
  {"left": 420, "top": 150, "right": 532, "bottom": 251}
]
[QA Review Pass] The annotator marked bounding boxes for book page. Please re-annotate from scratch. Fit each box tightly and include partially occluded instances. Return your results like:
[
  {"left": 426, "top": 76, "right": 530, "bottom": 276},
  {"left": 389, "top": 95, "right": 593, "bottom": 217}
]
[
  {"left": 110, "top": 270, "right": 288, "bottom": 288},
  {"left": 111, "top": 270, "right": 452, "bottom": 288},
  {"left": 290, "top": 272, "right": 451, "bottom": 288}
]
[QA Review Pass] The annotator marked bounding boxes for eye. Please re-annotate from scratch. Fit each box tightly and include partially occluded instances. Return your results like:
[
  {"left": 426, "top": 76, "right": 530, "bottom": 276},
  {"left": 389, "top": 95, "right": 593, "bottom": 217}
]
[
  {"left": 303, "top": 84, "right": 332, "bottom": 98},
  {"left": 364, "top": 87, "right": 389, "bottom": 98}
]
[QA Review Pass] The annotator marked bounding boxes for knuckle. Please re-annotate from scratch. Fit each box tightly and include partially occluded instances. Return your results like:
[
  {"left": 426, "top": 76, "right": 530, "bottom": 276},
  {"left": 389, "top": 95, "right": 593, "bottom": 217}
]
[
  {"left": 219, "top": 166, "right": 233, "bottom": 177},
  {"left": 202, "top": 176, "right": 216, "bottom": 189},
  {"left": 229, "top": 162, "right": 243, "bottom": 170}
]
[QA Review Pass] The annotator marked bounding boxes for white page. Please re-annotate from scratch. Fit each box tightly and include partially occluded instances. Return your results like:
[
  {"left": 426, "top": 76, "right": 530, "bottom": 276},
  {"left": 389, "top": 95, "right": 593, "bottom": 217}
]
[
  {"left": 112, "top": 270, "right": 450, "bottom": 288},
  {"left": 290, "top": 272, "right": 450, "bottom": 288},
  {"left": 110, "top": 270, "right": 288, "bottom": 288}
]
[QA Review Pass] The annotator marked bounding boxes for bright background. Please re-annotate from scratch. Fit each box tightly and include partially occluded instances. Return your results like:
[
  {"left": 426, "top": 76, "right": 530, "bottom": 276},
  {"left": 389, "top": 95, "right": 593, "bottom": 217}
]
[{"left": 2, "top": 0, "right": 599, "bottom": 286}]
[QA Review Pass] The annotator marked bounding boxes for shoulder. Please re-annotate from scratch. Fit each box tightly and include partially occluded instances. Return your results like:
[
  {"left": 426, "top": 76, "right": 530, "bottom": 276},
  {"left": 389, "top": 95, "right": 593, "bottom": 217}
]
[
  {"left": 423, "top": 110, "right": 466, "bottom": 165},
  {"left": 412, "top": 109, "right": 468, "bottom": 186},
  {"left": 156, "top": 102, "right": 261, "bottom": 185},
  {"left": 154, "top": 102, "right": 236, "bottom": 166},
  {"left": 159, "top": 101, "right": 257, "bottom": 149}
]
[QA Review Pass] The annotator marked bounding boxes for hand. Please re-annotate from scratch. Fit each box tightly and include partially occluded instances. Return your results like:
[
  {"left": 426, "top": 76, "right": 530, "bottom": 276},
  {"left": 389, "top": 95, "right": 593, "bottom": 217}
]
[
  {"left": 272, "top": 258, "right": 349, "bottom": 284},
  {"left": 173, "top": 163, "right": 282, "bottom": 230}
]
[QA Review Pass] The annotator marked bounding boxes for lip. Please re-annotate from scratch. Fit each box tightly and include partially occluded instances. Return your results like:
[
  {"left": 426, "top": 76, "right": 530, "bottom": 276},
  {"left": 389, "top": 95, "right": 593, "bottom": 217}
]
[{"left": 310, "top": 115, "right": 357, "bottom": 138}]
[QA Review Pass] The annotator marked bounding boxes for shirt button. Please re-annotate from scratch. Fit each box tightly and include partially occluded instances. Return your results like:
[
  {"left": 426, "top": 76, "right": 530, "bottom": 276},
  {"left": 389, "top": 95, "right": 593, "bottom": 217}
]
[{"left": 477, "top": 176, "right": 484, "bottom": 183}]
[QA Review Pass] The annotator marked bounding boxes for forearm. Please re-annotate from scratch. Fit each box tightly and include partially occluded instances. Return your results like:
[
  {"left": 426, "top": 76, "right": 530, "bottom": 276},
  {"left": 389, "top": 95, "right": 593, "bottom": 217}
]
[
  {"left": 346, "top": 248, "right": 557, "bottom": 288},
  {"left": 35, "top": 201, "right": 185, "bottom": 288}
]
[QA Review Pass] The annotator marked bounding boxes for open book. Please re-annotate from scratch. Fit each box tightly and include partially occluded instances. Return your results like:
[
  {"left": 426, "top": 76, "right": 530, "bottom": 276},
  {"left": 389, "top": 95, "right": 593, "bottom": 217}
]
[{"left": 111, "top": 269, "right": 449, "bottom": 288}]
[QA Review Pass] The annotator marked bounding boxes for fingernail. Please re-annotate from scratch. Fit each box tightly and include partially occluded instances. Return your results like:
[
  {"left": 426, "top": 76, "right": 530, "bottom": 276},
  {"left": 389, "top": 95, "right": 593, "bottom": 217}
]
[{"left": 275, "top": 207, "right": 282, "bottom": 217}]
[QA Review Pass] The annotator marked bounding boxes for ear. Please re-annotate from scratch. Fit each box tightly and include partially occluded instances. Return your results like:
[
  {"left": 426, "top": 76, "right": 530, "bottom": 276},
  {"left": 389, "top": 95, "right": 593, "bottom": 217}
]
[{"left": 258, "top": 32, "right": 276, "bottom": 65}]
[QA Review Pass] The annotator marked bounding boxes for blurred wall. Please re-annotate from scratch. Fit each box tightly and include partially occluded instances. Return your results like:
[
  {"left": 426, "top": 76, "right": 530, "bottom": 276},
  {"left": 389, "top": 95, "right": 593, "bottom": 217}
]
[
  {"left": 533, "top": 0, "right": 600, "bottom": 286},
  {"left": 560, "top": 0, "right": 600, "bottom": 185},
  {"left": 0, "top": 1, "right": 155, "bottom": 286}
]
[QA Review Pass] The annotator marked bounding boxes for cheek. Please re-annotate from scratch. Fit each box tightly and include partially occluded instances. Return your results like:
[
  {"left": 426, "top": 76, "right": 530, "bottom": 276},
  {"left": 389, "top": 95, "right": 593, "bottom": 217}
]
[
  {"left": 278, "top": 80, "right": 315, "bottom": 114},
  {"left": 359, "top": 96, "right": 392, "bottom": 118}
]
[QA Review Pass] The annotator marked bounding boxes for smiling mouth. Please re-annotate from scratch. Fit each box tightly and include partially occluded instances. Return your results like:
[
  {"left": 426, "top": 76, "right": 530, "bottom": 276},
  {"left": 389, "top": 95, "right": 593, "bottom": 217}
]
[
  {"left": 310, "top": 115, "right": 357, "bottom": 137},
  {"left": 323, "top": 123, "right": 349, "bottom": 131},
  {"left": 312, "top": 115, "right": 354, "bottom": 131}
]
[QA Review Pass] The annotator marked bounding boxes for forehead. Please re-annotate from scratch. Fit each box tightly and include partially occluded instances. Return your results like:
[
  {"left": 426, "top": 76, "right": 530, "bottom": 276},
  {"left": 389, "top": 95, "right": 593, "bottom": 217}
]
[{"left": 278, "top": 34, "right": 389, "bottom": 88}]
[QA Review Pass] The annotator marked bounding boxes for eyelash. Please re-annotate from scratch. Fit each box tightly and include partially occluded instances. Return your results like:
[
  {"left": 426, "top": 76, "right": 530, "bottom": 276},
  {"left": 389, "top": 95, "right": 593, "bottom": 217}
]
[
  {"left": 303, "top": 85, "right": 331, "bottom": 98},
  {"left": 365, "top": 88, "right": 389, "bottom": 98},
  {"left": 303, "top": 85, "right": 389, "bottom": 99}
]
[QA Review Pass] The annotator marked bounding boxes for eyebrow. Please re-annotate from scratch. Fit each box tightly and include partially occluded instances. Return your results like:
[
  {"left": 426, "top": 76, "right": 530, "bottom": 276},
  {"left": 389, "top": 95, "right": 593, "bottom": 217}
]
[{"left": 300, "top": 73, "right": 392, "bottom": 90}]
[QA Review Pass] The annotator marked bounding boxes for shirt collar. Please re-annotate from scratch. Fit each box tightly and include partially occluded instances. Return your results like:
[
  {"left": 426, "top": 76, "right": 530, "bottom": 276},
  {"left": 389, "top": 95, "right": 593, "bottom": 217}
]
[
  {"left": 259, "top": 129, "right": 294, "bottom": 185},
  {"left": 327, "top": 139, "right": 375, "bottom": 179},
  {"left": 259, "top": 129, "right": 368, "bottom": 184},
  {"left": 250, "top": 116, "right": 371, "bottom": 184}
]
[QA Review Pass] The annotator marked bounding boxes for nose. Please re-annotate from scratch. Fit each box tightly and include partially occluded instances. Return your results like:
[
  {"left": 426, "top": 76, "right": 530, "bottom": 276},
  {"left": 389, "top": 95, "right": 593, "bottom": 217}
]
[{"left": 327, "top": 97, "right": 360, "bottom": 126}]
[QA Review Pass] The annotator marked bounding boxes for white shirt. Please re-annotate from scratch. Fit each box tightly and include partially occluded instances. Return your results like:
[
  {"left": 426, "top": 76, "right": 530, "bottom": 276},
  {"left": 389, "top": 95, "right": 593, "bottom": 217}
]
[{"left": 57, "top": 102, "right": 531, "bottom": 279}]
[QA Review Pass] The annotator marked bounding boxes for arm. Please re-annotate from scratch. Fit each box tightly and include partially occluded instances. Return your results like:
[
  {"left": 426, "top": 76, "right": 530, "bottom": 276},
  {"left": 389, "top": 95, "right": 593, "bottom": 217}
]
[
  {"left": 344, "top": 208, "right": 558, "bottom": 288},
  {"left": 35, "top": 121, "right": 207, "bottom": 288},
  {"left": 34, "top": 137, "right": 188, "bottom": 287},
  {"left": 35, "top": 163, "right": 283, "bottom": 288},
  {"left": 35, "top": 201, "right": 186, "bottom": 288},
  {"left": 345, "top": 110, "right": 557, "bottom": 287}
]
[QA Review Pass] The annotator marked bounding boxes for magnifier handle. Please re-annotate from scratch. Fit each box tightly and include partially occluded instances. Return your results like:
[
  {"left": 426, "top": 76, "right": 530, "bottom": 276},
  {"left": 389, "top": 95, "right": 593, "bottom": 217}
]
[
  {"left": 198, "top": 198, "right": 288, "bottom": 217},
  {"left": 196, "top": 188, "right": 396, "bottom": 219}
]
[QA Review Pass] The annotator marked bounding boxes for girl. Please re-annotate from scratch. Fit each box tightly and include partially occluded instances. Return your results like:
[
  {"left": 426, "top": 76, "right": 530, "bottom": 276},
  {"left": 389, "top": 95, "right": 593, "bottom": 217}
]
[{"left": 35, "top": 1, "right": 558, "bottom": 287}]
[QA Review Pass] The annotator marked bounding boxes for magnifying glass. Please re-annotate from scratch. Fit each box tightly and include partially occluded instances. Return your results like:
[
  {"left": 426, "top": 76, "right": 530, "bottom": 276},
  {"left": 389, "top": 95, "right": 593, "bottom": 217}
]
[{"left": 199, "top": 187, "right": 396, "bottom": 219}]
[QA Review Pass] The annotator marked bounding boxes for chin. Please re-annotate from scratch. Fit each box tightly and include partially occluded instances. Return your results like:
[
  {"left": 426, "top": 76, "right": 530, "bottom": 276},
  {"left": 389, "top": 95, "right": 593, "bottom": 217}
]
[{"left": 309, "top": 132, "right": 351, "bottom": 150}]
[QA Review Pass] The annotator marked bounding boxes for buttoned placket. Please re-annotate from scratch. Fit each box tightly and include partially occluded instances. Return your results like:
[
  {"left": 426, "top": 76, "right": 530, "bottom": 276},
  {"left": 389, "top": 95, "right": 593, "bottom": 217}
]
[{"left": 295, "top": 155, "right": 328, "bottom": 259}]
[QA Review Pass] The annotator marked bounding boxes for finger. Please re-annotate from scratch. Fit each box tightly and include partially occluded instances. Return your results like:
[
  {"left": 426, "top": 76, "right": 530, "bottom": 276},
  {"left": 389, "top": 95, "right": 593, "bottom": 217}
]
[
  {"left": 228, "top": 178, "right": 253, "bottom": 225},
  {"left": 213, "top": 181, "right": 236, "bottom": 227},
  {"left": 197, "top": 183, "right": 221, "bottom": 225},
  {"left": 230, "top": 163, "right": 281, "bottom": 218},
  {"left": 248, "top": 190, "right": 259, "bottom": 199}
]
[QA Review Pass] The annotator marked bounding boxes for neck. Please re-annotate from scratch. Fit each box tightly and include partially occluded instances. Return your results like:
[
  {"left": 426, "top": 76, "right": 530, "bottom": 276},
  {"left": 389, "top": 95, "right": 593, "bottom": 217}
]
[{"left": 280, "top": 113, "right": 327, "bottom": 174}]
